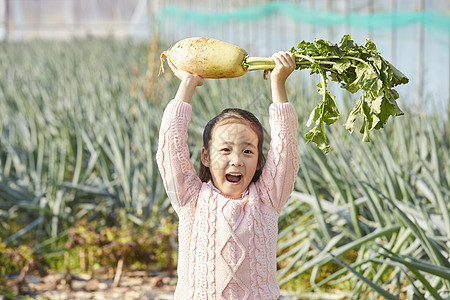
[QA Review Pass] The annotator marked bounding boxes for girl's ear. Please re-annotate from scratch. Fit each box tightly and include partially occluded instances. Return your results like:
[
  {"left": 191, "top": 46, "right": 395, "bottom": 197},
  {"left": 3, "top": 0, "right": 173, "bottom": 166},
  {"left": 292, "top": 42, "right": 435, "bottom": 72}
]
[{"left": 201, "top": 147, "right": 210, "bottom": 167}]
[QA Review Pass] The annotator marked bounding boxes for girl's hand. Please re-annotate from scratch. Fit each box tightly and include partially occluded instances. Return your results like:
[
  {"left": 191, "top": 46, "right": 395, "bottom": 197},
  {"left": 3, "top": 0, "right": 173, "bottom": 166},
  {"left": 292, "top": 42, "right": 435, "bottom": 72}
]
[
  {"left": 270, "top": 51, "right": 296, "bottom": 84},
  {"left": 168, "top": 59, "right": 204, "bottom": 103},
  {"left": 270, "top": 51, "right": 295, "bottom": 103},
  {"left": 167, "top": 59, "right": 204, "bottom": 87}
]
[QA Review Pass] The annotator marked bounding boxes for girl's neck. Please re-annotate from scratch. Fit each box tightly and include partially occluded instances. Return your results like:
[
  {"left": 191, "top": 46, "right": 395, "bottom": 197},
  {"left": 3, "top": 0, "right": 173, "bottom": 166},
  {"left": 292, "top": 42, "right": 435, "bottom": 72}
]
[{"left": 207, "top": 181, "right": 249, "bottom": 199}]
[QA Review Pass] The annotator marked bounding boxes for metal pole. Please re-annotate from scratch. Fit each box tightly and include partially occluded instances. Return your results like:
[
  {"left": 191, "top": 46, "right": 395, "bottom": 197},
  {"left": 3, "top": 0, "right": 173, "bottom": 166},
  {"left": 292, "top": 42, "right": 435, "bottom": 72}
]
[
  {"left": 309, "top": 0, "right": 314, "bottom": 40},
  {"left": 417, "top": 0, "right": 424, "bottom": 108},
  {"left": 327, "top": 0, "right": 333, "bottom": 40},
  {"left": 368, "top": 0, "right": 374, "bottom": 39},
  {"left": 308, "top": 0, "right": 315, "bottom": 95},
  {"left": 390, "top": 0, "right": 396, "bottom": 64},
  {"left": 345, "top": 0, "right": 350, "bottom": 35},
  {"left": 4, "top": 0, "right": 9, "bottom": 41}
]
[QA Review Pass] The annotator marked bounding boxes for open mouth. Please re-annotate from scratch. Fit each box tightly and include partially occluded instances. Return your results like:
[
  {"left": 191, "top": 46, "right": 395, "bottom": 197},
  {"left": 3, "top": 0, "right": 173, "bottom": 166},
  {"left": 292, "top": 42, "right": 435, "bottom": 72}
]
[{"left": 226, "top": 173, "right": 242, "bottom": 183}]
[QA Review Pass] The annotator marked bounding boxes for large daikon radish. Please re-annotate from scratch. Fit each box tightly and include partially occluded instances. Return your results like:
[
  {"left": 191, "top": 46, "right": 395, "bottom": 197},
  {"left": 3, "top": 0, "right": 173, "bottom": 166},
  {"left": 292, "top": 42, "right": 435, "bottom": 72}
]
[{"left": 160, "top": 37, "right": 248, "bottom": 78}]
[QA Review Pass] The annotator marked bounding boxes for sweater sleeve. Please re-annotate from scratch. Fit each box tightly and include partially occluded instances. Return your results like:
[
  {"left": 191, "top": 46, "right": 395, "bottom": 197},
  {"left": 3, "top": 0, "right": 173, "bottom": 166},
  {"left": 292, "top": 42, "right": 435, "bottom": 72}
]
[
  {"left": 256, "top": 102, "right": 300, "bottom": 214},
  {"left": 156, "top": 99, "right": 202, "bottom": 213}
]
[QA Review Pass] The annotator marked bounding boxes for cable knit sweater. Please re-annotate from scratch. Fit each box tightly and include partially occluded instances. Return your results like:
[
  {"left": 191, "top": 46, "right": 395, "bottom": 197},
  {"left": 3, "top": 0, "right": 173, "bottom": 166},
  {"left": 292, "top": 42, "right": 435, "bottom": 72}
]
[{"left": 156, "top": 99, "right": 300, "bottom": 300}]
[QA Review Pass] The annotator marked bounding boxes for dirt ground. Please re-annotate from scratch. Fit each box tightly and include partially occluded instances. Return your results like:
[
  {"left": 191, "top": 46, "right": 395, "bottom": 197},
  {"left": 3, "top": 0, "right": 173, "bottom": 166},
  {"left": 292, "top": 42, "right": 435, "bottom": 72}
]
[
  {"left": 3, "top": 271, "right": 343, "bottom": 300},
  {"left": 4, "top": 270, "right": 176, "bottom": 300}
]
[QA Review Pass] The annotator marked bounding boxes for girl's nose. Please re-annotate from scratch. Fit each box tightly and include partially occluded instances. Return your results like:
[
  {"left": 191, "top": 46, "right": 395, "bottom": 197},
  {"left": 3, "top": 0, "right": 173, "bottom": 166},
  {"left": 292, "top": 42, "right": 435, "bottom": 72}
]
[{"left": 230, "top": 154, "right": 243, "bottom": 166}]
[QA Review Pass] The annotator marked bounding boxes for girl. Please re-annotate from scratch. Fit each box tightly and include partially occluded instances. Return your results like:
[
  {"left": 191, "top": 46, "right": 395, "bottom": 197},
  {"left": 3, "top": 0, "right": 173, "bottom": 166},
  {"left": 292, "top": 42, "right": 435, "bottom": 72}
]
[{"left": 157, "top": 51, "right": 300, "bottom": 299}]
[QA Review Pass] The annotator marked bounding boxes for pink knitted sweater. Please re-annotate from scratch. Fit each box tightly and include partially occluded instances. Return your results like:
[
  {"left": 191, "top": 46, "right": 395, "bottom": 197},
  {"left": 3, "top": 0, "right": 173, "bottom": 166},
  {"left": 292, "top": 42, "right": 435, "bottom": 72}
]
[{"left": 157, "top": 99, "right": 300, "bottom": 300}]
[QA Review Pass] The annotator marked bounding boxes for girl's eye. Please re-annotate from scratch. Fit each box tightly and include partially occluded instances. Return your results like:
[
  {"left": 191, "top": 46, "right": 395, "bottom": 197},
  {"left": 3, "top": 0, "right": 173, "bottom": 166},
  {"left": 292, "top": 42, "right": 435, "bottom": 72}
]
[
  {"left": 244, "top": 150, "right": 253, "bottom": 154},
  {"left": 220, "top": 148, "right": 230, "bottom": 152}
]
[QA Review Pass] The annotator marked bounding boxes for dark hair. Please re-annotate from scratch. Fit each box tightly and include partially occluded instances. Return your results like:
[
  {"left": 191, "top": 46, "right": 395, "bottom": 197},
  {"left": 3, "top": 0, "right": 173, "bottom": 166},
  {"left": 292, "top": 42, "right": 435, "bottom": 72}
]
[{"left": 199, "top": 108, "right": 265, "bottom": 183}]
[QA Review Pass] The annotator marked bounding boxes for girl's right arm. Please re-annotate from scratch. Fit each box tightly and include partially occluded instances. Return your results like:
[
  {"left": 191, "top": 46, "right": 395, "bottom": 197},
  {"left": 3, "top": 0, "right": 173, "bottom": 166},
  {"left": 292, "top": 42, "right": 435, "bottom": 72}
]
[{"left": 156, "top": 62, "right": 204, "bottom": 212}]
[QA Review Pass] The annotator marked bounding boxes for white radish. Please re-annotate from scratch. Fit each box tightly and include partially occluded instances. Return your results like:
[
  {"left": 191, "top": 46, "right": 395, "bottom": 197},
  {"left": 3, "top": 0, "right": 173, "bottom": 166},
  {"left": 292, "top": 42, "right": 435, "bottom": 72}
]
[{"left": 160, "top": 37, "right": 249, "bottom": 79}]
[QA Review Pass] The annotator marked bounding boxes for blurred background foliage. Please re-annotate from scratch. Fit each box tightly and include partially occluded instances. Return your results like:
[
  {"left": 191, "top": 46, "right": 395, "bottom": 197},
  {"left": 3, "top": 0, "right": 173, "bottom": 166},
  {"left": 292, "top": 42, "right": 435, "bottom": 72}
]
[{"left": 1, "top": 0, "right": 449, "bottom": 299}]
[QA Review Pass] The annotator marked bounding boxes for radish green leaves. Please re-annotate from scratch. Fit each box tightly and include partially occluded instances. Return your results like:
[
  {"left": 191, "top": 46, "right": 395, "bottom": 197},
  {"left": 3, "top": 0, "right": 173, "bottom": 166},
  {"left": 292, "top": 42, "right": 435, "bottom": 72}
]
[{"left": 290, "top": 35, "right": 409, "bottom": 153}]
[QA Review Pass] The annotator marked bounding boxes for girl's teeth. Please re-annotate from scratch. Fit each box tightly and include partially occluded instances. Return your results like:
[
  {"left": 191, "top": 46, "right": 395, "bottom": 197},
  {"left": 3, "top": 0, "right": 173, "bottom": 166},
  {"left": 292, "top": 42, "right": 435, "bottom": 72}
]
[{"left": 226, "top": 174, "right": 242, "bottom": 182}]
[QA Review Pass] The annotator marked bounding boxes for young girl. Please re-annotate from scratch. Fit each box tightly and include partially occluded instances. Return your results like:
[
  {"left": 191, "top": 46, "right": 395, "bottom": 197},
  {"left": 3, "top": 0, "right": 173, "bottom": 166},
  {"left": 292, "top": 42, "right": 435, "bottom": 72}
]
[{"left": 157, "top": 51, "right": 300, "bottom": 300}]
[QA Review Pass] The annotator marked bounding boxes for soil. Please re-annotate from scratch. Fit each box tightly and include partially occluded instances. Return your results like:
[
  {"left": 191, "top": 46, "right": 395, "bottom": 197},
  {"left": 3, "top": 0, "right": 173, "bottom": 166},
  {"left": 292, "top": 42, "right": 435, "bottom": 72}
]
[
  {"left": 3, "top": 270, "right": 325, "bottom": 300},
  {"left": 3, "top": 270, "right": 176, "bottom": 300}
]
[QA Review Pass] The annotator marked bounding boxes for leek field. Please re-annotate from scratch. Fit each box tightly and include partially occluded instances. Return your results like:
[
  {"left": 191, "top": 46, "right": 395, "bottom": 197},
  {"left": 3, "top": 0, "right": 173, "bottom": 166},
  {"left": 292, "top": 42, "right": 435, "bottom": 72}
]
[{"left": 0, "top": 38, "right": 449, "bottom": 299}]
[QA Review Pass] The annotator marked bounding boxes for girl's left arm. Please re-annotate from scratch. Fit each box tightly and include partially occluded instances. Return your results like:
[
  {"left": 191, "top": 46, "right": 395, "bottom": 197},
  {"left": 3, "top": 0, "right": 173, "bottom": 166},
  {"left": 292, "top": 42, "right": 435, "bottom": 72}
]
[{"left": 256, "top": 51, "right": 300, "bottom": 213}]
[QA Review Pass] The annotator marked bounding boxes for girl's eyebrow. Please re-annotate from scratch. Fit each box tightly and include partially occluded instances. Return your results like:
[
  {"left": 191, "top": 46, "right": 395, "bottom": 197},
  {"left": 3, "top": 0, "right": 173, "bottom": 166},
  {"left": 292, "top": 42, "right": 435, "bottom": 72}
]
[
  {"left": 243, "top": 142, "right": 257, "bottom": 148},
  {"left": 216, "top": 141, "right": 256, "bottom": 148}
]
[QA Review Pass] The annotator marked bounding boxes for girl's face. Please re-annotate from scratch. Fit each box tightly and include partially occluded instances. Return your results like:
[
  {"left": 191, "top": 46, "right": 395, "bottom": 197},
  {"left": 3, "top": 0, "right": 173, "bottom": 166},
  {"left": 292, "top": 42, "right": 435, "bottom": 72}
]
[{"left": 201, "top": 121, "right": 259, "bottom": 198}]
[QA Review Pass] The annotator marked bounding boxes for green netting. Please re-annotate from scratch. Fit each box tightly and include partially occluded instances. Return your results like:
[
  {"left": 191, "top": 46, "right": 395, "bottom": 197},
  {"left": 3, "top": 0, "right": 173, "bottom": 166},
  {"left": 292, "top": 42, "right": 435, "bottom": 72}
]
[{"left": 158, "top": 1, "right": 450, "bottom": 33}]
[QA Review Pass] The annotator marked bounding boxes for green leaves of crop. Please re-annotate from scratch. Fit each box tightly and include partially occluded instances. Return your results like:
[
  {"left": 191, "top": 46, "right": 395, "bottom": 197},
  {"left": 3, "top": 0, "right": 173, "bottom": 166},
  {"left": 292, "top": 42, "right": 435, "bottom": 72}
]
[
  {"left": 305, "top": 73, "right": 340, "bottom": 153},
  {"left": 291, "top": 35, "right": 409, "bottom": 153}
]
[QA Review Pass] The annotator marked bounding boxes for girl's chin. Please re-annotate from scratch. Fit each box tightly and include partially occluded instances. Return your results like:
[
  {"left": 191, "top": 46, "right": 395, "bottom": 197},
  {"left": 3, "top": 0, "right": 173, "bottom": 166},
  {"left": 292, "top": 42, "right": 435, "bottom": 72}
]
[
  {"left": 212, "top": 177, "right": 249, "bottom": 197},
  {"left": 222, "top": 184, "right": 246, "bottom": 197}
]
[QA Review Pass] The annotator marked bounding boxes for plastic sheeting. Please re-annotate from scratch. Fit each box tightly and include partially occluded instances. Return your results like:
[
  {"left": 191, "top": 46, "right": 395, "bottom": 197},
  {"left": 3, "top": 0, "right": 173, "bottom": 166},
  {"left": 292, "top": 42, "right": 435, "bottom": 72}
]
[{"left": 158, "top": 2, "right": 449, "bottom": 33}]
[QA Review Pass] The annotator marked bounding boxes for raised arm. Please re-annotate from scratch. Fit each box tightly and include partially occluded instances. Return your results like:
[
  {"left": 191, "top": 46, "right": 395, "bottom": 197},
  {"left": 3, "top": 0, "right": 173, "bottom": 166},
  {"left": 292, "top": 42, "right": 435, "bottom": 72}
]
[
  {"left": 156, "top": 62, "right": 204, "bottom": 212},
  {"left": 256, "top": 51, "right": 300, "bottom": 213}
]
